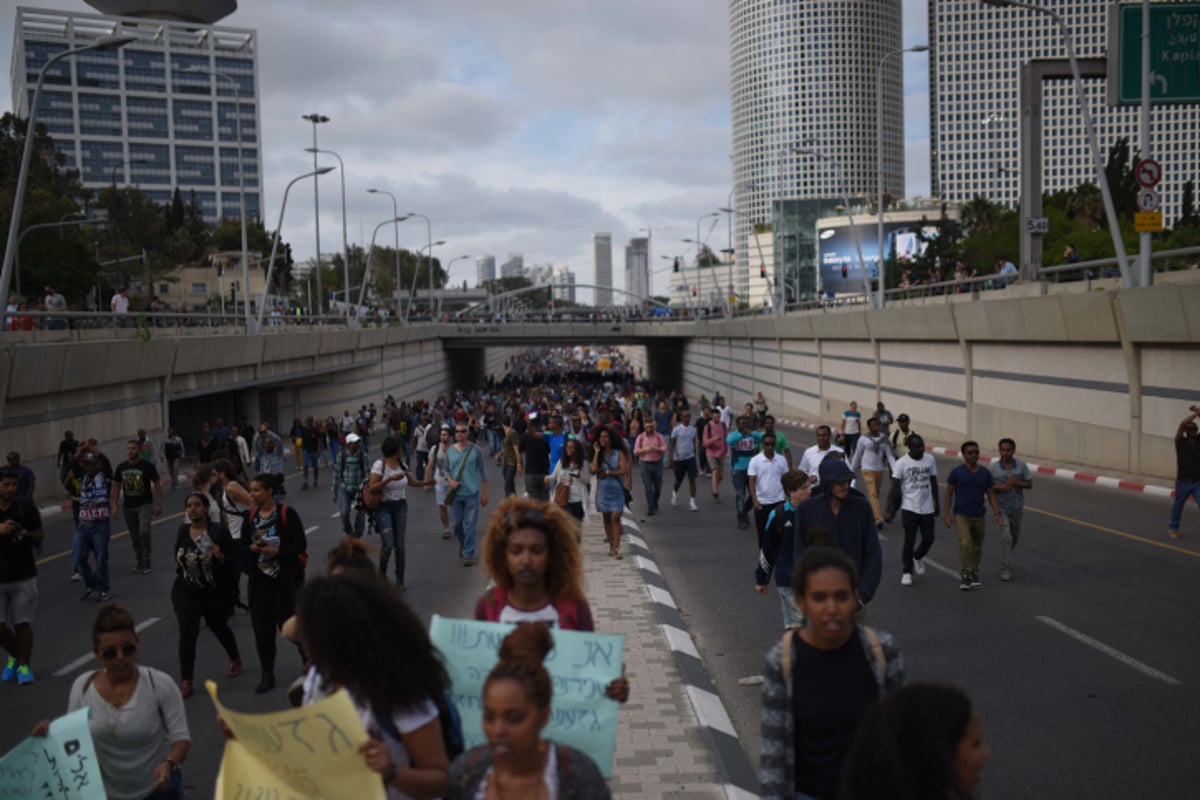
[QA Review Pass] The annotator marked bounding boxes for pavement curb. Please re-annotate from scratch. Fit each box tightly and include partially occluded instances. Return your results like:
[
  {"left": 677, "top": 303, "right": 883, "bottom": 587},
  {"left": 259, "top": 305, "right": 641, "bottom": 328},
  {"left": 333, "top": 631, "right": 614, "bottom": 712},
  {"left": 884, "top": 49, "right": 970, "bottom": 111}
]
[
  {"left": 775, "top": 418, "right": 1177, "bottom": 500},
  {"left": 620, "top": 512, "right": 759, "bottom": 800}
]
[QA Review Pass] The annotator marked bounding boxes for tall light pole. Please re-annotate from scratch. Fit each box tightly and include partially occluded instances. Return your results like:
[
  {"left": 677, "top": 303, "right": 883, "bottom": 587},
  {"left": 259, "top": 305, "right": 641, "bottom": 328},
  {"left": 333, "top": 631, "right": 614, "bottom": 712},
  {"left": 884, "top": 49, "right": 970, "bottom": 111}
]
[
  {"left": 440, "top": 254, "right": 472, "bottom": 315},
  {"left": 108, "top": 158, "right": 147, "bottom": 292},
  {"left": 358, "top": 216, "right": 410, "bottom": 308},
  {"left": 638, "top": 226, "right": 652, "bottom": 303},
  {"left": 183, "top": 66, "right": 250, "bottom": 328},
  {"left": 258, "top": 167, "right": 334, "bottom": 329},
  {"left": 301, "top": 113, "right": 329, "bottom": 312},
  {"left": 876, "top": 44, "right": 928, "bottom": 310},
  {"left": 980, "top": 0, "right": 1130, "bottom": 285},
  {"left": 0, "top": 34, "right": 137, "bottom": 319},
  {"left": 367, "top": 188, "right": 403, "bottom": 314},
  {"left": 793, "top": 146, "right": 872, "bottom": 304},
  {"left": 405, "top": 238, "right": 444, "bottom": 322},
  {"left": 304, "top": 147, "right": 348, "bottom": 312},
  {"left": 404, "top": 213, "right": 433, "bottom": 322},
  {"left": 719, "top": 197, "right": 736, "bottom": 314}
]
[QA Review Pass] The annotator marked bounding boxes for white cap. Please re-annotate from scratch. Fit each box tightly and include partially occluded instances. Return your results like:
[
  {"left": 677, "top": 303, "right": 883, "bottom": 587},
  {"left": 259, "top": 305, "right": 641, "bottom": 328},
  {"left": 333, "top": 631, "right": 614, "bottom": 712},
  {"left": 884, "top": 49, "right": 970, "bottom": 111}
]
[{"left": 345, "top": 433, "right": 361, "bottom": 444}]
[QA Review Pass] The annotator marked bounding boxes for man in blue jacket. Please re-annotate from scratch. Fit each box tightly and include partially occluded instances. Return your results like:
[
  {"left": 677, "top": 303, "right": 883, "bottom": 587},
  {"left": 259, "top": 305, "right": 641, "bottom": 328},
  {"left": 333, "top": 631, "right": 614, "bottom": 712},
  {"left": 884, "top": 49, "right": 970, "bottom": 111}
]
[{"left": 792, "top": 457, "right": 882, "bottom": 607}]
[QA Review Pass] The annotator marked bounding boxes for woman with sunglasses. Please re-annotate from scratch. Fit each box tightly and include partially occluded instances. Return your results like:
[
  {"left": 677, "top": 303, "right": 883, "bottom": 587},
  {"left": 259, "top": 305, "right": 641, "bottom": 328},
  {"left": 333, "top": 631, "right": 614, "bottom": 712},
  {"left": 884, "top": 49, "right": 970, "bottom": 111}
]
[
  {"left": 590, "top": 425, "right": 630, "bottom": 559},
  {"left": 171, "top": 492, "right": 242, "bottom": 699},
  {"left": 33, "top": 603, "right": 191, "bottom": 800},
  {"left": 476, "top": 496, "right": 629, "bottom": 702}
]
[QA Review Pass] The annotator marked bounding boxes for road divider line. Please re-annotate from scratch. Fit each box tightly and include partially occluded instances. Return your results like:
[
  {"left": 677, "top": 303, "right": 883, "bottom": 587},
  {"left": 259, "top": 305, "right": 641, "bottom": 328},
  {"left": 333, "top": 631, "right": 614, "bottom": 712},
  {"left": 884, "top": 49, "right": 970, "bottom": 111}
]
[
  {"left": 1026, "top": 506, "right": 1200, "bottom": 559},
  {"left": 53, "top": 617, "right": 162, "bottom": 677},
  {"left": 1036, "top": 615, "right": 1182, "bottom": 686},
  {"left": 38, "top": 510, "right": 187, "bottom": 566},
  {"left": 921, "top": 557, "right": 962, "bottom": 581},
  {"left": 305, "top": 525, "right": 319, "bottom": 534}
]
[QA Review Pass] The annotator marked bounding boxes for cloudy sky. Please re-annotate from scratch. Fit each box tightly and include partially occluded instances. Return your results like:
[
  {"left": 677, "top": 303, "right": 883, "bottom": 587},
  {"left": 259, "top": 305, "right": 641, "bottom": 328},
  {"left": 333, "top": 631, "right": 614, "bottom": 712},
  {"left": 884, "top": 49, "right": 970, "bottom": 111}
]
[{"left": 4, "top": 0, "right": 930, "bottom": 300}]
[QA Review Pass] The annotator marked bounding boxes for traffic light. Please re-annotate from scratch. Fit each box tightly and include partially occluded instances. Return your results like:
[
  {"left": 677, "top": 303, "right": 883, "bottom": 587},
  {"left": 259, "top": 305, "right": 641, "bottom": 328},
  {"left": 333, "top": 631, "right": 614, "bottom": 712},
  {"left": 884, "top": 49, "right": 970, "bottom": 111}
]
[
  {"left": 760, "top": 266, "right": 766, "bottom": 278},
  {"left": 673, "top": 257, "right": 681, "bottom": 273},
  {"left": 691, "top": 286, "right": 697, "bottom": 297}
]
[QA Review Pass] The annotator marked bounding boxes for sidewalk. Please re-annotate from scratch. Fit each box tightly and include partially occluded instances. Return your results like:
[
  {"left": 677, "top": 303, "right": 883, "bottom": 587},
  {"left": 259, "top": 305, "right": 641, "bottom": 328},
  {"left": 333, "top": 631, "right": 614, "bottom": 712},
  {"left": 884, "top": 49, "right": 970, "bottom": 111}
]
[{"left": 579, "top": 510, "right": 753, "bottom": 799}]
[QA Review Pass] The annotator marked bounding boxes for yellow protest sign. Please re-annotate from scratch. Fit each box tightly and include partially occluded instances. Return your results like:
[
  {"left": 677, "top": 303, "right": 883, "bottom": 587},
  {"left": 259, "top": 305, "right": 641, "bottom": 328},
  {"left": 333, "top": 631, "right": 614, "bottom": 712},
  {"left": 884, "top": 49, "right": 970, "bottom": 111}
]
[{"left": 206, "top": 680, "right": 385, "bottom": 800}]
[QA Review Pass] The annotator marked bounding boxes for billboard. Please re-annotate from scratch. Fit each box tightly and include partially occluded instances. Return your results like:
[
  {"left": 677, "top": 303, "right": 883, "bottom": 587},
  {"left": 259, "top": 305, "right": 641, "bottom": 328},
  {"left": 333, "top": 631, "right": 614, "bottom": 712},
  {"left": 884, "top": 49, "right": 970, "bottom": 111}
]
[{"left": 816, "top": 219, "right": 940, "bottom": 295}]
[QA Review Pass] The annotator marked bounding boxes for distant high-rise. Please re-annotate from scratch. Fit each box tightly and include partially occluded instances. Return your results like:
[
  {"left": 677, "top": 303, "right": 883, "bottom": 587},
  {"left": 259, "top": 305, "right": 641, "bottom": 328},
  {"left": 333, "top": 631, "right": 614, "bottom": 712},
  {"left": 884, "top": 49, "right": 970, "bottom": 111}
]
[
  {"left": 930, "top": 0, "right": 1200, "bottom": 222},
  {"left": 11, "top": 4, "right": 262, "bottom": 223},
  {"left": 499, "top": 253, "right": 524, "bottom": 279},
  {"left": 624, "top": 237, "right": 649, "bottom": 305},
  {"left": 476, "top": 255, "right": 495, "bottom": 284},
  {"left": 593, "top": 233, "right": 612, "bottom": 306},
  {"left": 729, "top": 0, "right": 903, "bottom": 296}
]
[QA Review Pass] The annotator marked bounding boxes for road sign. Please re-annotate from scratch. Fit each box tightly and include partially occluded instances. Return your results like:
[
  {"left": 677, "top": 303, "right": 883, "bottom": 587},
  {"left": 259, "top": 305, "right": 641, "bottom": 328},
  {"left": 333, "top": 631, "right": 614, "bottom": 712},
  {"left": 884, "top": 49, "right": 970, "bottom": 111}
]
[
  {"left": 1135, "top": 211, "right": 1164, "bottom": 233},
  {"left": 1137, "top": 189, "right": 1162, "bottom": 212},
  {"left": 1109, "top": 3, "right": 1200, "bottom": 105},
  {"left": 1025, "top": 217, "right": 1050, "bottom": 235},
  {"left": 1135, "top": 158, "right": 1163, "bottom": 187}
]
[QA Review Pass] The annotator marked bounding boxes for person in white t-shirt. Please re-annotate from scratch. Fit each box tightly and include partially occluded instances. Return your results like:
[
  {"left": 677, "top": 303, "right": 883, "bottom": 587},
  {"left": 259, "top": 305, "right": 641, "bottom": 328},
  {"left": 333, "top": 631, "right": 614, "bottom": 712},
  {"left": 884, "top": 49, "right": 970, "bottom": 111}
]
[
  {"left": 798, "top": 425, "right": 845, "bottom": 490},
  {"left": 668, "top": 410, "right": 700, "bottom": 511},
  {"left": 369, "top": 436, "right": 433, "bottom": 589},
  {"left": 885, "top": 434, "right": 940, "bottom": 586},
  {"left": 748, "top": 432, "right": 789, "bottom": 546},
  {"left": 850, "top": 416, "right": 897, "bottom": 530}
]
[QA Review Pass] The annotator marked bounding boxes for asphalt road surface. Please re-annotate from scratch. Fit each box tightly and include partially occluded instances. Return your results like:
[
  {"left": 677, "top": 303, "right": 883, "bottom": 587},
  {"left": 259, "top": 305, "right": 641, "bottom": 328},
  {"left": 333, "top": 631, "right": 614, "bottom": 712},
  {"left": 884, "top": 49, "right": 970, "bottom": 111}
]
[
  {"left": 638, "top": 422, "right": 1200, "bottom": 800},
  {"left": 5, "top": 427, "right": 1199, "bottom": 799}
]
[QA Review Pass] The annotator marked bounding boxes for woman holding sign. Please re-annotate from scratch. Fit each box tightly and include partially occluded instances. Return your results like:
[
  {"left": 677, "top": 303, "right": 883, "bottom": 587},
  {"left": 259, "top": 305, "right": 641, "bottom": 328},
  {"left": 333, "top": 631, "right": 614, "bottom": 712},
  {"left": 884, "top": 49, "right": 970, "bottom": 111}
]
[
  {"left": 447, "top": 623, "right": 611, "bottom": 799},
  {"left": 294, "top": 574, "right": 451, "bottom": 799},
  {"left": 32, "top": 603, "right": 191, "bottom": 800},
  {"left": 476, "top": 496, "right": 629, "bottom": 703}
]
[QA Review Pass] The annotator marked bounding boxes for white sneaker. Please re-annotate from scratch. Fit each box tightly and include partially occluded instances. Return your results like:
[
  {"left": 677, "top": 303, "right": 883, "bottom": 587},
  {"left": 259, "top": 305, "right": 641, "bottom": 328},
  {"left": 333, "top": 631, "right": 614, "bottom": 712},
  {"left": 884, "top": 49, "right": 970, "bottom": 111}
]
[
  {"left": 901, "top": 572, "right": 913, "bottom": 586},
  {"left": 914, "top": 558, "right": 926, "bottom": 576},
  {"left": 688, "top": 498, "right": 698, "bottom": 511},
  {"left": 671, "top": 490, "right": 678, "bottom": 507}
]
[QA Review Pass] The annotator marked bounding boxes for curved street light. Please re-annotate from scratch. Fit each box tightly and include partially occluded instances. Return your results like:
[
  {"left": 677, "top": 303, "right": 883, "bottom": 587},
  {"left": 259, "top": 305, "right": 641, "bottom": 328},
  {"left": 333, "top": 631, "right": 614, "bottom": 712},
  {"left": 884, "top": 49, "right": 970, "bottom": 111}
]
[
  {"left": 402, "top": 213, "right": 434, "bottom": 323},
  {"left": 301, "top": 113, "right": 329, "bottom": 310},
  {"left": 367, "top": 188, "right": 405, "bottom": 314},
  {"left": 0, "top": 34, "right": 138, "bottom": 318},
  {"left": 439, "top": 254, "right": 472, "bottom": 315},
  {"left": 257, "top": 166, "right": 334, "bottom": 329},
  {"left": 304, "top": 147, "right": 349, "bottom": 309}
]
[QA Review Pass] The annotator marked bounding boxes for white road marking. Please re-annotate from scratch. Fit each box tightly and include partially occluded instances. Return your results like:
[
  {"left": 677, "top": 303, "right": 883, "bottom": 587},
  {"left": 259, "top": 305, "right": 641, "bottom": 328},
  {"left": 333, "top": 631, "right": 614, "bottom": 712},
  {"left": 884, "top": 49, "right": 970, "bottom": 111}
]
[
  {"left": 921, "top": 557, "right": 962, "bottom": 580},
  {"left": 622, "top": 517, "right": 641, "bottom": 533},
  {"left": 330, "top": 512, "right": 340, "bottom": 519},
  {"left": 685, "top": 685, "right": 737, "bottom": 738},
  {"left": 54, "top": 617, "right": 162, "bottom": 677},
  {"left": 646, "top": 584, "right": 676, "bottom": 608},
  {"left": 625, "top": 534, "right": 647, "bottom": 550},
  {"left": 725, "top": 785, "right": 759, "bottom": 800},
  {"left": 1036, "top": 615, "right": 1182, "bottom": 686},
  {"left": 305, "top": 525, "right": 318, "bottom": 534},
  {"left": 635, "top": 556, "right": 660, "bottom": 574},
  {"left": 662, "top": 624, "right": 700, "bottom": 659}
]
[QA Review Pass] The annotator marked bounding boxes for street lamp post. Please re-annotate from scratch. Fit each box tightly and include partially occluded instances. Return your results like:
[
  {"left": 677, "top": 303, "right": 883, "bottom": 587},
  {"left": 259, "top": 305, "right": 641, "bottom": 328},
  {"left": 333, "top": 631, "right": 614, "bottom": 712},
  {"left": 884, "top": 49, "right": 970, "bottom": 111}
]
[
  {"left": 367, "top": 189, "right": 404, "bottom": 315},
  {"left": 357, "top": 216, "right": 410, "bottom": 308},
  {"left": 876, "top": 45, "right": 928, "bottom": 310},
  {"left": 404, "top": 213, "right": 434, "bottom": 323},
  {"left": 258, "top": 167, "right": 334, "bottom": 329},
  {"left": 405, "top": 239, "right": 444, "bottom": 322},
  {"left": 305, "top": 147, "right": 349, "bottom": 314},
  {"left": 183, "top": 66, "right": 250, "bottom": 329},
  {"left": 440, "top": 255, "right": 472, "bottom": 315},
  {"left": 980, "top": 0, "right": 1131, "bottom": 286},
  {"left": 301, "top": 113, "right": 329, "bottom": 312},
  {"left": 0, "top": 33, "right": 137, "bottom": 319}
]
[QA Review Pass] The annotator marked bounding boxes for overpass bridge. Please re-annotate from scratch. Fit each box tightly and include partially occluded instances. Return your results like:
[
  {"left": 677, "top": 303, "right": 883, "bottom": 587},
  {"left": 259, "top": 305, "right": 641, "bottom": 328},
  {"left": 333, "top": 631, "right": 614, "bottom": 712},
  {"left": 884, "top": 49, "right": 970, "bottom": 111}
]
[{"left": 2, "top": 273, "right": 1198, "bottom": 503}]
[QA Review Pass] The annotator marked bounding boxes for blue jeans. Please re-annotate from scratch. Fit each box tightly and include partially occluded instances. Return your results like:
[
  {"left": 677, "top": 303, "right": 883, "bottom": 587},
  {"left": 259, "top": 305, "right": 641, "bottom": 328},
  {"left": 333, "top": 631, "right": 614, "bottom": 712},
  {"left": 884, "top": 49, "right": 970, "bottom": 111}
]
[
  {"left": 732, "top": 470, "right": 751, "bottom": 523},
  {"left": 337, "top": 487, "right": 365, "bottom": 538},
  {"left": 488, "top": 428, "right": 504, "bottom": 455},
  {"left": 778, "top": 586, "right": 805, "bottom": 628},
  {"left": 640, "top": 460, "right": 663, "bottom": 512},
  {"left": 1170, "top": 480, "right": 1200, "bottom": 532},
  {"left": 74, "top": 520, "right": 111, "bottom": 593},
  {"left": 450, "top": 493, "right": 480, "bottom": 559},
  {"left": 375, "top": 500, "right": 408, "bottom": 584}
]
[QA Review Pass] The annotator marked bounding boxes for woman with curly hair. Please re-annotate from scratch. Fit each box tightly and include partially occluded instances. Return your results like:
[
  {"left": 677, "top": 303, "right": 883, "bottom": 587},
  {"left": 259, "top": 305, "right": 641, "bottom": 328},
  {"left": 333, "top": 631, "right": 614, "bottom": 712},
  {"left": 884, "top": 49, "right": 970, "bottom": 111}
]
[
  {"left": 447, "top": 623, "right": 610, "bottom": 799},
  {"left": 294, "top": 573, "right": 450, "bottom": 799},
  {"left": 590, "top": 425, "right": 630, "bottom": 558},
  {"left": 475, "top": 496, "right": 628, "bottom": 702}
]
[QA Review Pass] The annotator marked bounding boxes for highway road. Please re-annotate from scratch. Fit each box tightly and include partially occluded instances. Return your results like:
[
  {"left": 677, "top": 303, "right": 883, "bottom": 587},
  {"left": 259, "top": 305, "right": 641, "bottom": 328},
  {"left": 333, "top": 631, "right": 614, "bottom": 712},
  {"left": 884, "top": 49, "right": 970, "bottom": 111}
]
[
  {"left": 4, "top": 424, "right": 1199, "bottom": 799},
  {"left": 641, "top": 422, "right": 1200, "bottom": 799}
]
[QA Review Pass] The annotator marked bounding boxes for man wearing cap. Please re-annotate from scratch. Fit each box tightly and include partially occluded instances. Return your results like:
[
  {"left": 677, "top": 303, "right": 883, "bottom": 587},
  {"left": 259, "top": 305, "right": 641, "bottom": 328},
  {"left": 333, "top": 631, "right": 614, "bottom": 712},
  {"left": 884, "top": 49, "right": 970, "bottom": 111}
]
[
  {"left": 890, "top": 414, "right": 919, "bottom": 453},
  {"left": 792, "top": 458, "right": 882, "bottom": 607},
  {"left": 331, "top": 433, "right": 368, "bottom": 538}
]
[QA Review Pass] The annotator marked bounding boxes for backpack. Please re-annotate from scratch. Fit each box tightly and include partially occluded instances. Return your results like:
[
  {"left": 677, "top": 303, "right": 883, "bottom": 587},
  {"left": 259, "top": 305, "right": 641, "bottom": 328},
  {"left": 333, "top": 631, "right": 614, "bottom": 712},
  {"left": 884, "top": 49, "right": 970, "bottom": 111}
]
[{"left": 376, "top": 691, "right": 464, "bottom": 761}]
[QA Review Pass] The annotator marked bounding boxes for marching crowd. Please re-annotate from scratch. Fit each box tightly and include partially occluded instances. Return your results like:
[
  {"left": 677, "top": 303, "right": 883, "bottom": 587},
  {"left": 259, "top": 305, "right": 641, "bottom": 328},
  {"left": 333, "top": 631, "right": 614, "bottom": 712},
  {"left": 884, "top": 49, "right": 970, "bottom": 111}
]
[{"left": 2, "top": 342, "right": 1199, "bottom": 799}]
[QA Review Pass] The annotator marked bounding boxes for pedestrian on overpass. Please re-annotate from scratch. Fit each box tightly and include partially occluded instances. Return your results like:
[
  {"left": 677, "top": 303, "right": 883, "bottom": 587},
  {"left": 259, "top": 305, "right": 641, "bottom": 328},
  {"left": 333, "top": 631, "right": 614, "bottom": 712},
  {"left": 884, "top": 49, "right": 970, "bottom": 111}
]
[
  {"left": 1168, "top": 406, "right": 1200, "bottom": 540},
  {"left": 989, "top": 438, "right": 1032, "bottom": 582},
  {"left": 943, "top": 442, "right": 1002, "bottom": 591},
  {"left": 759, "top": 536, "right": 904, "bottom": 800}
]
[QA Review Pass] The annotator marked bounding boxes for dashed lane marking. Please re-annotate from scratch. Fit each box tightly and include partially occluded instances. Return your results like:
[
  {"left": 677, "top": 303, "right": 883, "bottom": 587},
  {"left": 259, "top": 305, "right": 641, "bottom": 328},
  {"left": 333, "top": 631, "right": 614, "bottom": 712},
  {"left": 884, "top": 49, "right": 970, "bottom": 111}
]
[{"left": 1036, "top": 615, "right": 1182, "bottom": 686}]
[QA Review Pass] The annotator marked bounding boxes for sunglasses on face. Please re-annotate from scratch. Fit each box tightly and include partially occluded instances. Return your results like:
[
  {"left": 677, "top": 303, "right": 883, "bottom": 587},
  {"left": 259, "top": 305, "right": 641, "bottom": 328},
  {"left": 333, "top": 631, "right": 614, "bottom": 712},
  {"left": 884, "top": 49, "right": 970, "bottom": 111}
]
[{"left": 100, "top": 643, "right": 138, "bottom": 660}]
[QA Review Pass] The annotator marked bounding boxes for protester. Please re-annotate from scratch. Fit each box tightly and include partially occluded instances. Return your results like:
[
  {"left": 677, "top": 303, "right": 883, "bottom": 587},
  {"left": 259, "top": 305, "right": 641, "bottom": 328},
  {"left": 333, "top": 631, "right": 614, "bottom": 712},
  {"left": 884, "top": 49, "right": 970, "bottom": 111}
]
[
  {"left": 590, "top": 426, "right": 630, "bottom": 559},
  {"left": 33, "top": 603, "right": 190, "bottom": 800},
  {"left": 446, "top": 623, "right": 612, "bottom": 799},
  {"left": 367, "top": 436, "right": 434, "bottom": 589}
]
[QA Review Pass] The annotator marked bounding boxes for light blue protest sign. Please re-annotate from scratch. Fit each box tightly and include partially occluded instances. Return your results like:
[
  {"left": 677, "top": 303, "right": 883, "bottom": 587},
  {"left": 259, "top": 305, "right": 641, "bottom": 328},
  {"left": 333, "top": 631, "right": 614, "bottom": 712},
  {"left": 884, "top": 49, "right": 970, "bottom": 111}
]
[
  {"left": 429, "top": 615, "right": 623, "bottom": 777},
  {"left": 0, "top": 707, "right": 106, "bottom": 800}
]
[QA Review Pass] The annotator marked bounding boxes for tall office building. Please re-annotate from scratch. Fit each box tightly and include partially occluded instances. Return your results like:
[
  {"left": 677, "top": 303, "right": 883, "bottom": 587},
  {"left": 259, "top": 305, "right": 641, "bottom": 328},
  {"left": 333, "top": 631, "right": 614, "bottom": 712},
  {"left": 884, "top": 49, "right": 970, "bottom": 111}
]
[
  {"left": 11, "top": 4, "right": 262, "bottom": 223},
  {"left": 476, "top": 255, "right": 495, "bottom": 284},
  {"left": 624, "top": 237, "right": 649, "bottom": 305},
  {"left": 593, "top": 232, "right": 612, "bottom": 306},
  {"left": 499, "top": 253, "right": 523, "bottom": 278},
  {"left": 930, "top": 0, "right": 1200, "bottom": 222},
  {"left": 729, "top": 0, "right": 903, "bottom": 296}
]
